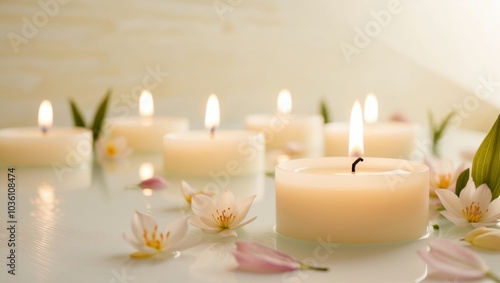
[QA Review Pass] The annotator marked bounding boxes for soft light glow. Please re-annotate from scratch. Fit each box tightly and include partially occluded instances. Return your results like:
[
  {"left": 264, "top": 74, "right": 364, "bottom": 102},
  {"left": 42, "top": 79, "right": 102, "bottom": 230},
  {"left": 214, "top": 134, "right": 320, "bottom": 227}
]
[
  {"left": 364, "top": 93, "right": 378, "bottom": 124},
  {"left": 205, "top": 94, "right": 220, "bottom": 130},
  {"left": 139, "top": 90, "right": 154, "bottom": 117},
  {"left": 139, "top": 162, "right": 154, "bottom": 180},
  {"left": 348, "top": 100, "right": 364, "bottom": 157},
  {"left": 277, "top": 89, "right": 292, "bottom": 115},
  {"left": 38, "top": 100, "right": 53, "bottom": 132},
  {"left": 142, "top": 188, "right": 153, "bottom": 197}
]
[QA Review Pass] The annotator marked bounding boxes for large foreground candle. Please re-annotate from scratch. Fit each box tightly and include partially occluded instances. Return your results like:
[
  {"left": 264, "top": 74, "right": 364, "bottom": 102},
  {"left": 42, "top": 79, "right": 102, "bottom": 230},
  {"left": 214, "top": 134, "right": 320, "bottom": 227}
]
[
  {"left": 276, "top": 101, "right": 429, "bottom": 243},
  {"left": 164, "top": 94, "right": 264, "bottom": 178},
  {"left": 0, "top": 100, "right": 93, "bottom": 166},
  {"left": 325, "top": 94, "right": 417, "bottom": 159},
  {"left": 275, "top": 157, "right": 429, "bottom": 243},
  {"left": 108, "top": 90, "right": 189, "bottom": 153},
  {"left": 245, "top": 90, "right": 324, "bottom": 162}
]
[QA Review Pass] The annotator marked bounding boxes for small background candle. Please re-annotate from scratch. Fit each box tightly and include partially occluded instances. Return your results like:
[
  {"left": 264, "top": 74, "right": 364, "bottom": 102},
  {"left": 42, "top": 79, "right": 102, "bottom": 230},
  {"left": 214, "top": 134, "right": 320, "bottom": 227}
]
[
  {"left": 107, "top": 90, "right": 189, "bottom": 153},
  {"left": 163, "top": 94, "right": 265, "bottom": 187},
  {"left": 245, "top": 89, "right": 323, "bottom": 171},
  {"left": 325, "top": 93, "right": 418, "bottom": 159},
  {"left": 0, "top": 100, "right": 93, "bottom": 167}
]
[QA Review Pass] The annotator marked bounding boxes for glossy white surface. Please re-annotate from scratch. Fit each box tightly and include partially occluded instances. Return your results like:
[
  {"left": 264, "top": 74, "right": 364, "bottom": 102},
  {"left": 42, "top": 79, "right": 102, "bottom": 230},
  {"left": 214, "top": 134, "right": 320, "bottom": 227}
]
[{"left": 0, "top": 129, "right": 498, "bottom": 283}]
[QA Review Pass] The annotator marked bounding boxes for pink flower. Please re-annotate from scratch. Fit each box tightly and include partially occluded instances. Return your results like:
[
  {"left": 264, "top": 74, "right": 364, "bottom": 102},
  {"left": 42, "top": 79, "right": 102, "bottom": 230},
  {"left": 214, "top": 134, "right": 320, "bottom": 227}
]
[
  {"left": 424, "top": 156, "right": 465, "bottom": 196},
  {"left": 233, "top": 241, "right": 328, "bottom": 273},
  {"left": 138, "top": 177, "right": 169, "bottom": 190},
  {"left": 418, "top": 239, "right": 500, "bottom": 282}
]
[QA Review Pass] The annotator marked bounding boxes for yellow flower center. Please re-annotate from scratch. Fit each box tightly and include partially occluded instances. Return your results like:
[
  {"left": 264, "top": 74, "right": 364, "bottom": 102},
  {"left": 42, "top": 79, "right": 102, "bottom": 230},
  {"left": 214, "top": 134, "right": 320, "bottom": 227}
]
[
  {"left": 462, "top": 201, "right": 488, "bottom": 223},
  {"left": 143, "top": 226, "right": 168, "bottom": 251},
  {"left": 212, "top": 208, "right": 235, "bottom": 228},
  {"left": 106, "top": 144, "right": 117, "bottom": 157},
  {"left": 432, "top": 173, "right": 451, "bottom": 189}
]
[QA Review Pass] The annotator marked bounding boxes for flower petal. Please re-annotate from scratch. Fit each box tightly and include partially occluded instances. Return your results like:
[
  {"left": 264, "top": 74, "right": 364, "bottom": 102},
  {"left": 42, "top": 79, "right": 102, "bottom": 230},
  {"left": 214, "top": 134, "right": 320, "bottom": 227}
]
[
  {"left": 232, "top": 216, "right": 257, "bottom": 230},
  {"left": 474, "top": 184, "right": 493, "bottom": 212},
  {"left": 218, "top": 229, "right": 237, "bottom": 237},
  {"left": 215, "top": 189, "right": 236, "bottom": 213},
  {"left": 440, "top": 211, "right": 469, "bottom": 226},
  {"left": 427, "top": 239, "right": 488, "bottom": 271},
  {"left": 436, "top": 189, "right": 462, "bottom": 216},
  {"left": 139, "top": 177, "right": 169, "bottom": 190},
  {"left": 235, "top": 241, "right": 297, "bottom": 264},
  {"left": 191, "top": 194, "right": 216, "bottom": 216},
  {"left": 164, "top": 216, "right": 189, "bottom": 248},
  {"left": 418, "top": 250, "right": 486, "bottom": 279},
  {"left": 135, "top": 210, "right": 158, "bottom": 233},
  {"left": 234, "top": 250, "right": 299, "bottom": 273},
  {"left": 189, "top": 216, "right": 215, "bottom": 230},
  {"left": 483, "top": 197, "right": 500, "bottom": 223},
  {"left": 232, "top": 195, "right": 256, "bottom": 226},
  {"left": 181, "top": 180, "right": 195, "bottom": 198}
]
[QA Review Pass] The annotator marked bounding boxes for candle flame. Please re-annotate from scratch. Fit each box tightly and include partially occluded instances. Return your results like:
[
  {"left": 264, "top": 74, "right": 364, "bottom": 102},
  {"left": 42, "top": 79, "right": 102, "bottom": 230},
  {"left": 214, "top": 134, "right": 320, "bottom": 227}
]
[
  {"left": 364, "top": 93, "right": 378, "bottom": 124},
  {"left": 38, "top": 100, "right": 53, "bottom": 133},
  {"left": 277, "top": 89, "right": 292, "bottom": 115},
  {"left": 139, "top": 90, "right": 154, "bottom": 117},
  {"left": 349, "top": 100, "right": 364, "bottom": 157},
  {"left": 205, "top": 94, "right": 220, "bottom": 133},
  {"left": 139, "top": 162, "right": 154, "bottom": 180}
]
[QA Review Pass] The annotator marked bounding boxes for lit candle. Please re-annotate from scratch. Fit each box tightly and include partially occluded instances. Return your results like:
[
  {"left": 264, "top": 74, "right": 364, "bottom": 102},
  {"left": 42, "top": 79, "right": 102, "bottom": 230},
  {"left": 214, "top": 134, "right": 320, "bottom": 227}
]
[
  {"left": 0, "top": 100, "right": 93, "bottom": 166},
  {"left": 163, "top": 94, "right": 264, "bottom": 183},
  {"left": 245, "top": 89, "right": 324, "bottom": 170},
  {"left": 324, "top": 93, "right": 417, "bottom": 159},
  {"left": 107, "top": 90, "right": 189, "bottom": 153},
  {"left": 275, "top": 103, "right": 429, "bottom": 244}
]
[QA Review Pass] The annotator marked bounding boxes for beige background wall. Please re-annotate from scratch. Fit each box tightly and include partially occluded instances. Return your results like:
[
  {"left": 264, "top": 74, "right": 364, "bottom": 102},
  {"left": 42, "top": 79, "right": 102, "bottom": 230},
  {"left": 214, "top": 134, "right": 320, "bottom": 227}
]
[{"left": 1, "top": 0, "right": 499, "bottom": 131}]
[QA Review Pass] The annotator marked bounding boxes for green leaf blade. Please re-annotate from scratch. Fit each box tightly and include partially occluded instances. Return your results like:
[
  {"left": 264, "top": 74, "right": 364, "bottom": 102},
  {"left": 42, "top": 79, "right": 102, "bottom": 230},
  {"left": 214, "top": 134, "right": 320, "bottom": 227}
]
[
  {"left": 320, "top": 99, "right": 330, "bottom": 124},
  {"left": 69, "top": 99, "right": 86, "bottom": 128},
  {"left": 455, "top": 168, "right": 470, "bottom": 196},
  {"left": 90, "top": 89, "right": 112, "bottom": 142},
  {"left": 472, "top": 114, "right": 500, "bottom": 199}
]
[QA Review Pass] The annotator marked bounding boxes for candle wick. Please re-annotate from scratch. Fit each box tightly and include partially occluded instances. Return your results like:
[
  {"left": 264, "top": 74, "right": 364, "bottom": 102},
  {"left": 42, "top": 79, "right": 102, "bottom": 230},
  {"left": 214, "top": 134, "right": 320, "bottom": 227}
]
[
  {"left": 210, "top": 126, "right": 215, "bottom": 139},
  {"left": 351, "top": 157, "right": 364, "bottom": 173},
  {"left": 41, "top": 126, "right": 48, "bottom": 136}
]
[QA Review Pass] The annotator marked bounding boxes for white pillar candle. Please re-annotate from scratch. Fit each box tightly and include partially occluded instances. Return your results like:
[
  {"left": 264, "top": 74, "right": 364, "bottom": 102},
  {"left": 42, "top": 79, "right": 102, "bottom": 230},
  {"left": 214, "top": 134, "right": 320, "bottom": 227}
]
[
  {"left": 325, "top": 94, "right": 417, "bottom": 159},
  {"left": 107, "top": 90, "right": 189, "bottom": 153},
  {"left": 245, "top": 90, "right": 324, "bottom": 170},
  {"left": 276, "top": 101, "right": 429, "bottom": 243},
  {"left": 0, "top": 100, "right": 93, "bottom": 166},
  {"left": 163, "top": 94, "right": 265, "bottom": 178},
  {"left": 275, "top": 157, "right": 429, "bottom": 243}
]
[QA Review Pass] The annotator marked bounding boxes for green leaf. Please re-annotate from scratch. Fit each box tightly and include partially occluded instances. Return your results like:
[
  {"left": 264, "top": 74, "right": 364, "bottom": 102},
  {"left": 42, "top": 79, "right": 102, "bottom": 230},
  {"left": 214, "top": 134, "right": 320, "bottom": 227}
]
[
  {"left": 320, "top": 99, "right": 330, "bottom": 124},
  {"left": 429, "top": 110, "right": 456, "bottom": 156},
  {"left": 472, "top": 114, "right": 500, "bottom": 199},
  {"left": 69, "top": 99, "right": 86, "bottom": 128},
  {"left": 90, "top": 89, "right": 112, "bottom": 142},
  {"left": 455, "top": 168, "right": 470, "bottom": 196}
]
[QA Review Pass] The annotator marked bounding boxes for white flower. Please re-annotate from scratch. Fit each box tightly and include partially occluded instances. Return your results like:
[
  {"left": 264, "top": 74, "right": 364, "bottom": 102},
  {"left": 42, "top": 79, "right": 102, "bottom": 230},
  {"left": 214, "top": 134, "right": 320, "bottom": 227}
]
[
  {"left": 96, "top": 136, "right": 132, "bottom": 160},
  {"left": 436, "top": 179, "right": 500, "bottom": 227},
  {"left": 181, "top": 180, "right": 215, "bottom": 205},
  {"left": 425, "top": 156, "right": 465, "bottom": 196},
  {"left": 189, "top": 189, "right": 256, "bottom": 237},
  {"left": 418, "top": 239, "right": 499, "bottom": 282},
  {"left": 123, "top": 211, "right": 189, "bottom": 258}
]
